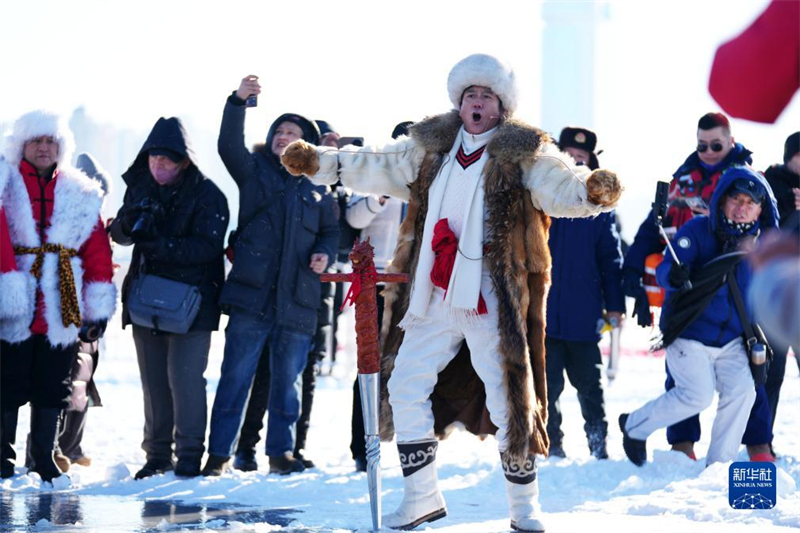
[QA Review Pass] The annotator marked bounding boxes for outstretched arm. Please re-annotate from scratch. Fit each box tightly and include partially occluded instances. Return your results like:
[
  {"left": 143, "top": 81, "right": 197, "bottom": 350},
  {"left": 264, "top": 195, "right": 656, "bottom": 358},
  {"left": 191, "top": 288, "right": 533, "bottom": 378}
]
[
  {"left": 522, "top": 143, "right": 622, "bottom": 218},
  {"left": 282, "top": 137, "right": 425, "bottom": 201}
]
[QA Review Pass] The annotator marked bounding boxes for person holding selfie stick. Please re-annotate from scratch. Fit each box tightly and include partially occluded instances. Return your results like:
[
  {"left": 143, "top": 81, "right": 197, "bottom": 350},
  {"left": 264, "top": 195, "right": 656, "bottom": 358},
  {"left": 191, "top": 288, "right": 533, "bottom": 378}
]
[
  {"left": 620, "top": 166, "right": 780, "bottom": 467},
  {"left": 620, "top": 112, "right": 772, "bottom": 461}
]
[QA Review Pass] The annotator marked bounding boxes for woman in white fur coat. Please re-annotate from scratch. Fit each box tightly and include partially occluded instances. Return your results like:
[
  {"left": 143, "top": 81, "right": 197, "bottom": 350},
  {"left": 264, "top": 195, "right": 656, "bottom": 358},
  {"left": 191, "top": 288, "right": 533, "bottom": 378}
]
[
  {"left": 283, "top": 54, "right": 622, "bottom": 533},
  {"left": 0, "top": 110, "right": 116, "bottom": 483}
]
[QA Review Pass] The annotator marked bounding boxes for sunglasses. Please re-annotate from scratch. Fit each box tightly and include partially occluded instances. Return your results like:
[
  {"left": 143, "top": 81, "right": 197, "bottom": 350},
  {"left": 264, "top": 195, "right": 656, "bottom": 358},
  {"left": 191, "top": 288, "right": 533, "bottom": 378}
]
[{"left": 697, "top": 142, "right": 724, "bottom": 153}]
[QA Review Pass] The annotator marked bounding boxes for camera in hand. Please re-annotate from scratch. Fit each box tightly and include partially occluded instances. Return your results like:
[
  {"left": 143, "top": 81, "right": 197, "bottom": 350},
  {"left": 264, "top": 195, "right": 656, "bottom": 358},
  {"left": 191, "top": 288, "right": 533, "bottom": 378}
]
[{"left": 131, "top": 197, "right": 164, "bottom": 241}]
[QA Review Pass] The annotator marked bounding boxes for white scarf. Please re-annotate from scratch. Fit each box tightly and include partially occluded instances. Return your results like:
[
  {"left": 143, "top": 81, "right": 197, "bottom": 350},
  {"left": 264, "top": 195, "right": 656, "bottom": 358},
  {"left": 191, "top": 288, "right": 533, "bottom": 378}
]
[{"left": 400, "top": 126, "right": 495, "bottom": 329}]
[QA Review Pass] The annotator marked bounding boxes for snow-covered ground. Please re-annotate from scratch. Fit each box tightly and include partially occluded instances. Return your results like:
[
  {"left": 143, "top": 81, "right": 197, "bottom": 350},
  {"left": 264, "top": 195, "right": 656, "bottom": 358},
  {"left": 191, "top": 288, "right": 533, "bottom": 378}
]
[{"left": 1, "top": 305, "right": 798, "bottom": 533}]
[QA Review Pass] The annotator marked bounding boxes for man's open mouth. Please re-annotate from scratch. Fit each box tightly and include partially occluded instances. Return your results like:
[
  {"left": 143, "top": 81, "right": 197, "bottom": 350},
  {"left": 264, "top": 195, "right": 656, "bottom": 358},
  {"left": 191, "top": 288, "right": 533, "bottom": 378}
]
[{"left": 472, "top": 112, "right": 482, "bottom": 122}]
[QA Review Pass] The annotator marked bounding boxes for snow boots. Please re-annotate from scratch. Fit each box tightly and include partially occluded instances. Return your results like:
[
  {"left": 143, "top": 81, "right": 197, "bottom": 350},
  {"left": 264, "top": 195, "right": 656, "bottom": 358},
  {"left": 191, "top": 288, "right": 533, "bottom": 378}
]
[
  {"left": 201, "top": 454, "right": 230, "bottom": 477},
  {"left": 502, "top": 451, "right": 545, "bottom": 533},
  {"left": 383, "top": 440, "right": 447, "bottom": 530},
  {"left": 586, "top": 422, "right": 609, "bottom": 460},
  {"left": 28, "top": 407, "right": 63, "bottom": 482},
  {"left": 135, "top": 458, "right": 175, "bottom": 479},
  {"left": 0, "top": 406, "right": 19, "bottom": 478},
  {"left": 268, "top": 452, "right": 305, "bottom": 475},
  {"left": 619, "top": 414, "right": 647, "bottom": 466},
  {"left": 233, "top": 448, "right": 258, "bottom": 472},
  {"left": 175, "top": 458, "right": 201, "bottom": 478}
]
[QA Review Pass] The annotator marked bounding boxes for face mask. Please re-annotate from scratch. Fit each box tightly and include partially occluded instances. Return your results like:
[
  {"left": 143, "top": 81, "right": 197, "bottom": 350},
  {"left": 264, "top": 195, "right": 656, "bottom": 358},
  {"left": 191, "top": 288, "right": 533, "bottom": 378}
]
[{"left": 150, "top": 164, "right": 183, "bottom": 185}]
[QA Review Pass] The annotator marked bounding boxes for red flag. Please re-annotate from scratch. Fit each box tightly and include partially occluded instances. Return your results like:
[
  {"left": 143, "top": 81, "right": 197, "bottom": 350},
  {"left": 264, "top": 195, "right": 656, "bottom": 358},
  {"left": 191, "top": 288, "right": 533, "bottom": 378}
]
[{"left": 709, "top": 0, "right": 800, "bottom": 123}]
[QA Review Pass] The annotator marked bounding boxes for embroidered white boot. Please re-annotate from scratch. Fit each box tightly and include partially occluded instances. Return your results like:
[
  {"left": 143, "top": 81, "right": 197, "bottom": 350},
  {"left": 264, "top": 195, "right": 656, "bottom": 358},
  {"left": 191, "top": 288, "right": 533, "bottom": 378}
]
[
  {"left": 383, "top": 440, "right": 447, "bottom": 530},
  {"left": 503, "top": 452, "right": 545, "bottom": 533}
]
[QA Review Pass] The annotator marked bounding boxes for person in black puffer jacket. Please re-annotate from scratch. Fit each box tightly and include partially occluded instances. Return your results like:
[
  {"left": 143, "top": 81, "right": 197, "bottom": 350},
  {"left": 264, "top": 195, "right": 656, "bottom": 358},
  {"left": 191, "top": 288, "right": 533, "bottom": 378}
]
[
  {"left": 203, "top": 75, "right": 339, "bottom": 477},
  {"left": 110, "top": 117, "right": 229, "bottom": 479}
]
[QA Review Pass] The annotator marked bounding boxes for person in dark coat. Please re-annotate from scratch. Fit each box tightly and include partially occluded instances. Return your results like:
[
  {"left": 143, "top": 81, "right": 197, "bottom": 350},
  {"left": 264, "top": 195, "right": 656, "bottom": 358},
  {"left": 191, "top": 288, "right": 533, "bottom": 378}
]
[
  {"left": 622, "top": 113, "right": 767, "bottom": 460},
  {"left": 623, "top": 113, "right": 753, "bottom": 328},
  {"left": 765, "top": 131, "right": 800, "bottom": 232},
  {"left": 545, "top": 127, "right": 625, "bottom": 460},
  {"left": 759, "top": 131, "right": 800, "bottom": 453},
  {"left": 110, "top": 117, "right": 229, "bottom": 479},
  {"left": 621, "top": 166, "right": 780, "bottom": 467},
  {"left": 55, "top": 152, "right": 114, "bottom": 471},
  {"left": 203, "top": 75, "right": 339, "bottom": 476}
]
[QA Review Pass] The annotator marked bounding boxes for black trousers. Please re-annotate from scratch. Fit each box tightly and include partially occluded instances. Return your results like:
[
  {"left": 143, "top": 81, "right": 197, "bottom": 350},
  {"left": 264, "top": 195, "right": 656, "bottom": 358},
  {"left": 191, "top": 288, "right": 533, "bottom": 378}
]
[
  {"left": 545, "top": 337, "right": 608, "bottom": 447},
  {"left": 350, "top": 288, "right": 385, "bottom": 460},
  {"left": 1, "top": 336, "right": 76, "bottom": 408}
]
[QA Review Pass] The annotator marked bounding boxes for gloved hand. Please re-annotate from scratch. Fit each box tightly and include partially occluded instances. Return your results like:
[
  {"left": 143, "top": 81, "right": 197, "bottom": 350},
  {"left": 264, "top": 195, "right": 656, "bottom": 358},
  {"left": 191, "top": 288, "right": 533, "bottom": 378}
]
[
  {"left": 118, "top": 204, "right": 143, "bottom": 235},
  {"left": 131, "top": 228, "right": 158, "bottom": 244},
  {"left": 630, "top": 293, "right": 652, "bottom": 328},
  {"left": 668, "top": 263, "right": 692, "bottom": 288},
  {"left": 79, "top": 319, "right": 108, "bottom": 343},
  {"left": 622, "top": 268, "right": 646, "bottom": 300}
]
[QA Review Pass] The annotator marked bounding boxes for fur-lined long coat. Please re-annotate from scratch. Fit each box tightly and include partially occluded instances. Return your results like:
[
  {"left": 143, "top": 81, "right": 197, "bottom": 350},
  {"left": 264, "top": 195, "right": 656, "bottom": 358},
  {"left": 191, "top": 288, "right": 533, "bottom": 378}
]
[
  {"left": 0, "top": 158, "right": 115, "bottom": 348},
  {"left": 284, "top": 111, "right": 621, "bottom": 460}
]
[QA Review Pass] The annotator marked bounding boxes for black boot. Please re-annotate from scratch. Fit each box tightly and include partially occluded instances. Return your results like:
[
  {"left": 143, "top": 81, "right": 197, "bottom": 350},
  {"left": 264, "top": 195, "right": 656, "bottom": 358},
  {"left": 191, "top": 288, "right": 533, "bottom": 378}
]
[
  {"left": 135, "top": 458, "right": 175, "bottom": 480},
  {"left": 619, "top": 414, "right": 647, "bottom": 466},
  {"left": 201, "top": 454, "right": 230, "bottom": 477},
  {"left": 268, "top": 452, "right": 305, "bottom": 475},
  {"left": 29, "top": 408, "right": 63, "bottom": 482},
  {"left": 586, "top": 422, "right": 609, "bottom": 460},
  {"left": 1, "top": 406, "right": 19, "bottom": 478},
  {"left": 232, "top": 448, "right": 257, "bottom": 472}
]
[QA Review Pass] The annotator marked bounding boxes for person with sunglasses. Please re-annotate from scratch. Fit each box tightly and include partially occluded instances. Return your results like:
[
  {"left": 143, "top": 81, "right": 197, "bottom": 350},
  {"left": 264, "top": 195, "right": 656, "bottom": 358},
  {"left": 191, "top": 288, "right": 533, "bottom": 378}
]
[
  {"left": 622, "top": 113, "right": 751, "bottom": 331},
  {"left": 622, "top": 112, "right": 776, "bottom": 463}
]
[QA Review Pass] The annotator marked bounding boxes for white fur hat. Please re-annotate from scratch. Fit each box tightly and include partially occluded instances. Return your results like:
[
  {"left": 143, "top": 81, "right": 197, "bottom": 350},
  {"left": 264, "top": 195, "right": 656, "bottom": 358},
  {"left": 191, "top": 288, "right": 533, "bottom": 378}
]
[
  {"left": 447, "top": 53, "right": 518, "bottom": 115},
  {"left": 1, "top": 110, "right": 75, "bottom": 168}
]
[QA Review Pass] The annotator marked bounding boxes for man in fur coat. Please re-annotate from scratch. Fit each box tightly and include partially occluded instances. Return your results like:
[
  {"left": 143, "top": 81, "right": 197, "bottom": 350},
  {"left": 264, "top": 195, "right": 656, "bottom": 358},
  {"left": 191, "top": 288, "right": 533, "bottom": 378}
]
[
  {"left": 0, "top": 111, "right": 115, "bottom": 482},
  {"left": 283, "top": 54, "right": 622, "bottom": 533}
]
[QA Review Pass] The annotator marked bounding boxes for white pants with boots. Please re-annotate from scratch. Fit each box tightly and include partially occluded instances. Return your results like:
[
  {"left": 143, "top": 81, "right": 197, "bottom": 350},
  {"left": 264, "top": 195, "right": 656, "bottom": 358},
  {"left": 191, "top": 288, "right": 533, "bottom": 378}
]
[
  {"left": 387, "top": 284, "right": 544, "bottom": 529},
  {"left": 384, "top": 440, "right": 447, "bottom": 530},
  {"left": 624, "top": 337, "right": 755, "bottom": 465},
  {"left": 504, "top": 452, "right": 545, "bottom": 533},
  {"left": 389, "top": 283, "right": 510, "bottom": 449}
]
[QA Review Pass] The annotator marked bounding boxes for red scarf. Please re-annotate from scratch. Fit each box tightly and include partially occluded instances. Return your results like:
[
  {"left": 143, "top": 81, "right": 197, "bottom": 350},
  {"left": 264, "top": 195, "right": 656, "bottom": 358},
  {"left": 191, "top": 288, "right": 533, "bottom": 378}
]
[{"left": 430, "top": 218, "right": 487, "bottom": 315}]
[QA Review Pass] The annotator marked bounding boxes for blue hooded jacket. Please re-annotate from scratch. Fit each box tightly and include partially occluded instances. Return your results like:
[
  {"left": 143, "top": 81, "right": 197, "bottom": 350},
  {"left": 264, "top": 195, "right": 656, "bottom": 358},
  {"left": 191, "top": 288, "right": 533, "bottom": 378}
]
[{"left": 656, "top": 166, "right": 779, "bottom": 347}]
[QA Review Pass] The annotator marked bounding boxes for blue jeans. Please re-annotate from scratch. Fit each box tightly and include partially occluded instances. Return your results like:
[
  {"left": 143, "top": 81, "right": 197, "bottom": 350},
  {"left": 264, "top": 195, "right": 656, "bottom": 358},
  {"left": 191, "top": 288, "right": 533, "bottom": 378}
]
[{"left": 208, "top": 308, "right": 312, "bottom": 457}]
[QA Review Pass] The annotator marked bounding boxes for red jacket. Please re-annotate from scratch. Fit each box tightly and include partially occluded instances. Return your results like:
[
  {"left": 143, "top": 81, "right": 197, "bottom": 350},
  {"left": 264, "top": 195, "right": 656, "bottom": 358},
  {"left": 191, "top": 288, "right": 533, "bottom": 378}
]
[
  {"left": 1, "top": 158, "right": 115, "bottom": 346},
  {"left": 19, "top": 161, "right": 114, "bottom": 335}
]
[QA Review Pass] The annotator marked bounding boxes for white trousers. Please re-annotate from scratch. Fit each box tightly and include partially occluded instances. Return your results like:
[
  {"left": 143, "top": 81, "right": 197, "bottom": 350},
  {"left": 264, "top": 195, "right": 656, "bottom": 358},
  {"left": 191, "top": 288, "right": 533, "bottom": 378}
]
[
  {"left": 625, "top": 337, "right": 756, "bottom": 465},
  {"left": 388, "top": 277, "right": 511, "bottom": 451}
]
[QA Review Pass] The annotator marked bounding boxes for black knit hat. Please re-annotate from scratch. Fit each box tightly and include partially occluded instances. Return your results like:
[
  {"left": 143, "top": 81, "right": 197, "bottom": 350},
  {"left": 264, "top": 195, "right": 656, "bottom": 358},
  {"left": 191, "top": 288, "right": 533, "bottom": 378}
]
[{"left": 784, "top": 131, "right": 800, "bottom": 164}]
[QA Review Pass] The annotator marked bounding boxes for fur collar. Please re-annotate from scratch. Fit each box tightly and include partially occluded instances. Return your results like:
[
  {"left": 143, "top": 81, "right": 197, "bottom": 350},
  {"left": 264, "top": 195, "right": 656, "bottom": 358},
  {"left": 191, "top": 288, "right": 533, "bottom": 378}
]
[
  {"left": 2, "top": 159, "right": 103, "bottom": 249},
  {"left": 410, "top": 111, "right": 552, "bottom": 165}
]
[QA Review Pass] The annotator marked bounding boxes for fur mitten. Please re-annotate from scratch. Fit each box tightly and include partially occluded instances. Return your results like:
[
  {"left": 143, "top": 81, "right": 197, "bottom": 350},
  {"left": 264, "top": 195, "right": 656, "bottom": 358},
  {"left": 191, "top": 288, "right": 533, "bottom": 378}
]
[
  {"left": 586, "top": 169, "right": 622, "bottom": 206},
  {"left": 281, "top": 140, "right": 320, "bottom": 177}
]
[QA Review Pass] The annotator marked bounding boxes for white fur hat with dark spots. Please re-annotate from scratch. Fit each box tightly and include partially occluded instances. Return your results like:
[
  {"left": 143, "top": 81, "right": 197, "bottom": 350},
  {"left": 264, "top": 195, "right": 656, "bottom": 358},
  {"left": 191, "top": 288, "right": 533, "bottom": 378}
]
[
  {"left": 1, "top": 110, "right": 75, "bottom": 168},
  {"left": 447, "top": 53, "right": 518, "bottom": 115}
]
